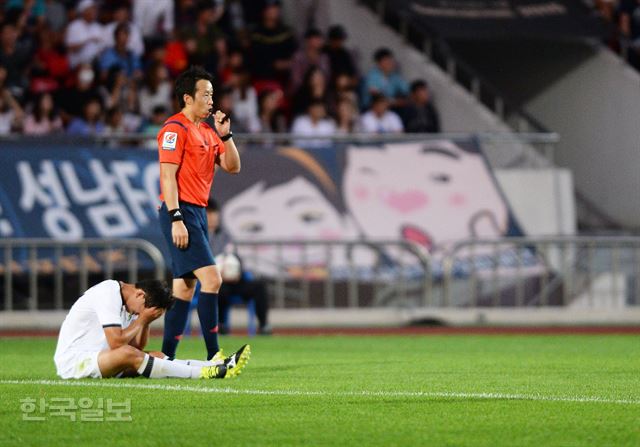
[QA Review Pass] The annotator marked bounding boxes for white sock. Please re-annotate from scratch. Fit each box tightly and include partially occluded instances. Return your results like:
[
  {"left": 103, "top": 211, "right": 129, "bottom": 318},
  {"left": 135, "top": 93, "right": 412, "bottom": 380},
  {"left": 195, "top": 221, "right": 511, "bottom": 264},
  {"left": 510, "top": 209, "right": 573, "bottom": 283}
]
[
  {"left": 137, "top": 354, "right": 201, "bottom": 379},
  {"left": 171, "top": 358, "right": 220, "bottom": 367}
]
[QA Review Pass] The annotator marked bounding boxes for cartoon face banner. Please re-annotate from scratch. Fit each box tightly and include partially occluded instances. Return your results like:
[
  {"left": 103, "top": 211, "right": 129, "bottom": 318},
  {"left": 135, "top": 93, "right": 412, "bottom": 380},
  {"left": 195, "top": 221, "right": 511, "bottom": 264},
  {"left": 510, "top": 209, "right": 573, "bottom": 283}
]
[
  {"left": 212, "top": 140, "right": 525, "bottom": 277},
  {"left": 0, "top": 140, "right": 526, "bottom": 276}
]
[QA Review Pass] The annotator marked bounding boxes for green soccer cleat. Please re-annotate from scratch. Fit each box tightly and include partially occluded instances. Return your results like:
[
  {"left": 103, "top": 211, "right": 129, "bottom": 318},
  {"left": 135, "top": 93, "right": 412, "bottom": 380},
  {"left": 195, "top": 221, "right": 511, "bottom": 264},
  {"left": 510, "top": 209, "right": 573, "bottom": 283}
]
[
  {"left": 200, "top": 363, "right": 228, "bottom": 379},
  {"left": 223, "top": 344, "right": 251, "bottom": 378}
]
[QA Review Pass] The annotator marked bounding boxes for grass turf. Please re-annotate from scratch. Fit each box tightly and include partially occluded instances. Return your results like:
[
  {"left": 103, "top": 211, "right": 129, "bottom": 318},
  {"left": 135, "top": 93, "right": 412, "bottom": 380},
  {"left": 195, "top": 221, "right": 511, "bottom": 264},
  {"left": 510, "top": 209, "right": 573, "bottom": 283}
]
[{"left": 1, "top": 334, "right": 639, "bottom": 446}]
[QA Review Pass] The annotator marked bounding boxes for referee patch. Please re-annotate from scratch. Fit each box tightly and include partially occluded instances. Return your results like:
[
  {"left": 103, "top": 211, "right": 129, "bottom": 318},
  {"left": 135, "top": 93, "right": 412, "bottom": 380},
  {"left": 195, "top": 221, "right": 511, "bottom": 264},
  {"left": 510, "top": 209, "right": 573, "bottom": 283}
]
[{"left": 162, "top": 131, "right": 178, "bottom": 150}]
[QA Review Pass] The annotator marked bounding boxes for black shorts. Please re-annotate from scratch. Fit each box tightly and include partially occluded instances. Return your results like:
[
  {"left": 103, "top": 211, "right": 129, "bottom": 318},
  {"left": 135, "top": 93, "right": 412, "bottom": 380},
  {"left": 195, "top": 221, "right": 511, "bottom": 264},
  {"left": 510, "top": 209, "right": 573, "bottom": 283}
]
[{"left": 159, "top": 201, "right": 215, "bottom": 278}]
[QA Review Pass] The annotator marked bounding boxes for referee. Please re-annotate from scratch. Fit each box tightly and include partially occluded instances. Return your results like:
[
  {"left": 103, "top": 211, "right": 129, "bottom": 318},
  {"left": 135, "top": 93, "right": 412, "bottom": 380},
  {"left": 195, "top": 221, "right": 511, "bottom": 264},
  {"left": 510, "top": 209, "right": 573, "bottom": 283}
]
[{"left": 157, "top": 66, "right": 247, "bottom": 366}]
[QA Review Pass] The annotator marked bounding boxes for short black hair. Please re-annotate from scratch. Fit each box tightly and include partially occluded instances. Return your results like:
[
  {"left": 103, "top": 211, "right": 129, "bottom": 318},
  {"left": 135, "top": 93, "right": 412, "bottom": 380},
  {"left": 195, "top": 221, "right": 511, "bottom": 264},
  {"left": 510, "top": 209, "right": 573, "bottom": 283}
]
[
  {"left": 370, "top": 92, "right": 388, "bottom": 105},
  {"left": 174, "top": 66, "right": 214, "bottom": 108},
  {"left": 114, "top": 22, "right": 129, "bottom": 39},
  {"left": 304, "top": 28, "right": 323, "bottom": 39},
  {"left": 410, "top": 79, "right": 428, "bottom": 93},
  {"left": 374, "top": 47, "right": 393, "bottom": 62},
  {"left": 136, "top": 279, "right": 174, "bottom": 309}
]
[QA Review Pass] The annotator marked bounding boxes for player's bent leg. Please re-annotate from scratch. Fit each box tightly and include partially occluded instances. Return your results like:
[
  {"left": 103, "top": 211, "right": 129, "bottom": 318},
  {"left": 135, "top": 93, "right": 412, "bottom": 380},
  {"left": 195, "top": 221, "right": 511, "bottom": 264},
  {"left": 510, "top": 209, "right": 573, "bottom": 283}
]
[
  {"left": 97, "top": 345, "right": 145, "bottom": 378},
  {"left": 193, "top": 264, "right": 223, "bottom": 360}
]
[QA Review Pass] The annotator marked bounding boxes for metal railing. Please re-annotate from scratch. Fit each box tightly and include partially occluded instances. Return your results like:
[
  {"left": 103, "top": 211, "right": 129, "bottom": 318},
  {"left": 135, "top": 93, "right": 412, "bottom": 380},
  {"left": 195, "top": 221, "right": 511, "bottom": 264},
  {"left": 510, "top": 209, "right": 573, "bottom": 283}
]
[
  {"left": 1, "top": 236, "right": 637, "bottom": 312},
  {"left": 234, "top": 240, "right": 432, "bottom": 309},
  {"left": 235, "top": 237, "right": 639, "bottom": 310},
  {"left": 0, "top": 238, "right": 165, "bottom": 311},
  {"left": 441, "top": 236, "right": 640, "bottom": 308}
]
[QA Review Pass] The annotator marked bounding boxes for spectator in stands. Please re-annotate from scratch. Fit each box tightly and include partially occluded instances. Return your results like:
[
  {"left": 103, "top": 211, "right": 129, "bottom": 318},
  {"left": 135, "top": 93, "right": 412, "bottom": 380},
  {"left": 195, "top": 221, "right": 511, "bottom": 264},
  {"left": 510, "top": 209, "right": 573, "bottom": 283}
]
[
  {"left": 23, "top": 92, "right": 62, "bottom": 135},
  {"left": 249, "top": 0, "right": 297, "bottom": 84},
  {"left": 290, "top": 28, "right": 330, "bottom": 92},
  {"left": 219, "top": 46, "right": 246, "bottom": 84},
  {"left": 99, "top": 67, "right": 141, "bottom": 133},
  {"left": 66, "top": 96, "right": 105, "bottom": 136},
  {"left": 334, "top": 95, "right": 360, "bottom": 135},
  {"left": 56, "top": 63, "right": 100, "bottom": 123},
  {"left": 620, "top": 0, "right": 640, "bottom": 67},
  {"left": 139, "top": 62, "right": 172, "bottom": 119},
  {"left": 0, "top": 19, "right": 31, "bottom": 98},
  {"left": 360, "top": 93, "right": 404, "bottom": 134},
  {"left": 257, "top": 88, "right": 287, "bottom": 133},
  {"left": 181, "top": 1, "right": 225, "bottom": 73},
  {"left": 43, "top": 0, "right": 67, "bottom": 33},
  {"left": 0, "top": 65, "right": 24, "bottom": 134},
  {"left": 141, "top": 105, "right": 169, "bottom": 149},
  {"left": 323, "top": 24, "right": 358, "bottom": 85},
  {"left": 330, "top": 72, "right": 359, "bottom": 113},
  {"left": 292, "top": 65, "right": 330, "bottom": 117},
  {"left": 30, "top": 24, "right": 69, "bottom": 94},
  {"left": 163, "top": 37, "right": 189, "bottom": 78},
  {"left": 98, "top": 23, "right": 143, "bottom": 81},
  {"left": 228, "top": 68, "right": 260, "bottom": 133},
  {"left": 206, "top": 199, "right": 271, "bottom": 336},
  {"left": 291, "top": 98, "right": 336, "bottom": 148},
  {"left": 400, "top": 80, "right": 441, "bottom": 133},
  {"left": 64, "top": 0, "right": 104, "bottom": 69},
  {"left": 215, "top": 85, "right": 248, "bottom": 132},
  {"left": 102, "top": 2, "right": 145, "bottom": 58},
  {"left": 362, "top": 47, "right": 409, "bottom": 109},
  {"left": 133, "top": 0, "right": 174, "bottom": 45}
]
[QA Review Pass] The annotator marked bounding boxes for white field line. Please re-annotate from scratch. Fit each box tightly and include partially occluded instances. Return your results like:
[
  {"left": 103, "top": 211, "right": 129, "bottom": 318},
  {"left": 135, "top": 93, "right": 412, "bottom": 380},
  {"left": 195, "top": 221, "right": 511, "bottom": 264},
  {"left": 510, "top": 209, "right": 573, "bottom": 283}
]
[{"left": 1, "top": 379, "right": 639, "bottom": 406}]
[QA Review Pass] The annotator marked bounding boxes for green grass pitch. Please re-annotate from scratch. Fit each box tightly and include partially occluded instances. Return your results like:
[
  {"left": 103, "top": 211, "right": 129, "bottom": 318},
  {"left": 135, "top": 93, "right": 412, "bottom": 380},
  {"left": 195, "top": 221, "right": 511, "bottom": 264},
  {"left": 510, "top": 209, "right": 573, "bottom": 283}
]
[{"left": 1, "top": 334, "right": 639, "bottom": 446}]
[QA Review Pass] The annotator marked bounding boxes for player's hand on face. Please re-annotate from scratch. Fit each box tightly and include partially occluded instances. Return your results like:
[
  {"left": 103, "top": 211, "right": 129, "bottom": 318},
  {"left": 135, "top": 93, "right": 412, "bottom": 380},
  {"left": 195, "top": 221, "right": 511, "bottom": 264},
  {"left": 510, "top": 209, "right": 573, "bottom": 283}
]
[
  {"left": 172, "top": 221, "right": 189, "bottom": 250},
  {"left": 140, "top": 306, "right": 163, "bottom": 323},
  {"left": 213, "top": 110, "right": 231, "bottom": 135}
]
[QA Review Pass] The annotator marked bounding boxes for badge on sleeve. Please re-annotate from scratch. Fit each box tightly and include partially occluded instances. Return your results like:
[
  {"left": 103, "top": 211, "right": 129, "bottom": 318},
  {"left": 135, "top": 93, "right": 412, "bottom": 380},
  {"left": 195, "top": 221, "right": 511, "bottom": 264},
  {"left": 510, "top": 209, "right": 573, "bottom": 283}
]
[{"left": 162, "top": 132, "right": 178, "bottom": 150}]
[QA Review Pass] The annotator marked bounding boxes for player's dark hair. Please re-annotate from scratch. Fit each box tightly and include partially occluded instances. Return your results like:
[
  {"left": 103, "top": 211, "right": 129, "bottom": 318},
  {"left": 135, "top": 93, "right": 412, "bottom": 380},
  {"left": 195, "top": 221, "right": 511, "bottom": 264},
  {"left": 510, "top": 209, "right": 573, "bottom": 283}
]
[
  {"left": 136, "top": 280, "right": 174, "bottom": 309},
  {"left": 206, "top": 197, "right": 219, "bottom": 212},
  {"left": 174, "top": 66, "right": 214, "bottom": 108}
]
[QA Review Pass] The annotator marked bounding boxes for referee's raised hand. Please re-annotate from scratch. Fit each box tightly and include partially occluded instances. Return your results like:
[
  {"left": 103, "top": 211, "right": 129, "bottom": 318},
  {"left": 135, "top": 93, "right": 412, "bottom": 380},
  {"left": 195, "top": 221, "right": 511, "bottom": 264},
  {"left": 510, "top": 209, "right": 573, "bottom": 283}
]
[{"left": 213, "top": 110, "right": 231, "bottom": 136}]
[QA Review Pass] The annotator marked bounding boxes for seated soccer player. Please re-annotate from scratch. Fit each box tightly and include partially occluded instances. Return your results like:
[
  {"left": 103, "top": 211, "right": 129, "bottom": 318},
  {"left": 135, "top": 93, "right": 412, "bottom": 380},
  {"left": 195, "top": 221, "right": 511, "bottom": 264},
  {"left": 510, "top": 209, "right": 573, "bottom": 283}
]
[{"left": 54, "top": 279, "right": 250, "bottom": 380}]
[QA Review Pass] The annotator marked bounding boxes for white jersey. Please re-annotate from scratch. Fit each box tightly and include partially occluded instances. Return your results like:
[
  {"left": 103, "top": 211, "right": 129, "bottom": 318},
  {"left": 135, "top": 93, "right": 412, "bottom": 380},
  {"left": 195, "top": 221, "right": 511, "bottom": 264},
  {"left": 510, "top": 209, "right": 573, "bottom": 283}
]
[{"left": 54, "top": 280, "right": 136, "bottom": 361}]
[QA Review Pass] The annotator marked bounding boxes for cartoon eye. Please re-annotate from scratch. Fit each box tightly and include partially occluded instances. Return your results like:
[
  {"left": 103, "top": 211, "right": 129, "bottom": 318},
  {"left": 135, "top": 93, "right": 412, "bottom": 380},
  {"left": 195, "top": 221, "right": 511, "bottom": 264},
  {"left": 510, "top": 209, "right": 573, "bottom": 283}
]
[
  {"left": 359, "top": 166, "right": 378, "bottom": 176},
  {"left": 239, "top": 222, "right": 263, "bottom": 234},
  {"left": 430, "top": 173, "right": 451, "bottom": 183},
  {"left": 299, "top": 211, "right": 324, "bottom": 223}
]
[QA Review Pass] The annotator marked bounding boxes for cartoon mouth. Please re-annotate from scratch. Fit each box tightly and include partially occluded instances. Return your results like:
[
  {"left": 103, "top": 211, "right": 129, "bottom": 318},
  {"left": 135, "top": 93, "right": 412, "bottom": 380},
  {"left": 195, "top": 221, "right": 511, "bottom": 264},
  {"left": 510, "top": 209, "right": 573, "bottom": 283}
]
[{"left": 401, "top": 225, "right": 433, "bottom": 251}]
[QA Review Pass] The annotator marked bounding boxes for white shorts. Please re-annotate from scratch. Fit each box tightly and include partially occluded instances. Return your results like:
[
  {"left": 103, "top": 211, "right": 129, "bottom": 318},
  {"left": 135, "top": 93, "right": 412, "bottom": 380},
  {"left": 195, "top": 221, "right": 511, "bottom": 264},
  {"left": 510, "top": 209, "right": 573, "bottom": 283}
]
[{"left": 55, "top": 351, "right": 102, "bottom": 379}]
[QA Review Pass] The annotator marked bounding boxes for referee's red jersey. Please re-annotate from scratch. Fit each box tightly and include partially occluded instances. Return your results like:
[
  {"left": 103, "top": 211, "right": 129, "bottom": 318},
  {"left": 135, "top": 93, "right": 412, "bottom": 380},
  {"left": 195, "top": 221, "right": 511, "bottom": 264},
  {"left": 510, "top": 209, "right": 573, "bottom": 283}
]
[{"left": 157, "top": 112, "right": 225, "bottom": 207}]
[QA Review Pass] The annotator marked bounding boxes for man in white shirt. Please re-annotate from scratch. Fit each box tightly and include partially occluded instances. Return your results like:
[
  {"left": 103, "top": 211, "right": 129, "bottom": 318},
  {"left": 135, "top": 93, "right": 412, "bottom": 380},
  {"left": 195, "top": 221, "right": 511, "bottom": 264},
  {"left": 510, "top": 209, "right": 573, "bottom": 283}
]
[
  {"left": 65, "top": 0, "right": 105, "bottom": 68},
  {"left": 291, "top": 99, "right": 336, "bottom": 148},
  {"left": 133, "top": 0, "right": 174, "bottom": 40},
  {"left": 102, "top": 3, "right": 145, "bottom": 57},
  {"left": 360, "top": 93, "right": 404, "bottom": 134},
  {"left": 54, "top": 279, "right": 250, "bottom": 380}
]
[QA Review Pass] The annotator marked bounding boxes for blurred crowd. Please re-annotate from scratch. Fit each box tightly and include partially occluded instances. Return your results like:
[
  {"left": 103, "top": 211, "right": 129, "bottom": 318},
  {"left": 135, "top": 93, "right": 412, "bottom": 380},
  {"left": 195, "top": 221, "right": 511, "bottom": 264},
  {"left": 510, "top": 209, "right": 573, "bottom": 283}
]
[
  {"left": 0, "top": 0, "right": 441, "bottom": 142},
  {"left": 594, "top": 0, "right": 640, "bottom": 69}
]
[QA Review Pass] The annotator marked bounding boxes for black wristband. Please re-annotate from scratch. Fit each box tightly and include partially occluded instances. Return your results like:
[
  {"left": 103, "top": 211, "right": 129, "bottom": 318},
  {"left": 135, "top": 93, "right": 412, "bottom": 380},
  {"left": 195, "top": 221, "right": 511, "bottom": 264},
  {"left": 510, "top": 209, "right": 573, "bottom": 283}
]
[
  {"left": 168, "top": 208, "right": 184, "bottom": 222},
  {"left": 221, "top": 132, "right": 233, "bottom": 142}
]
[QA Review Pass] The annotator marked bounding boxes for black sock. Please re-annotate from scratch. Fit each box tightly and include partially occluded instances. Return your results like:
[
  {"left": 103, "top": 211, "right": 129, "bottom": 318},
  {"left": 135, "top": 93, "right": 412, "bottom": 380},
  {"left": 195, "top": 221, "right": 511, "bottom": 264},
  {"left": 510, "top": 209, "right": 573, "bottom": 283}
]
[
  {"left": 161, "top": 297, "right": 191, "bottom": 359},
  {"left": 197, "top": 291, "right": 220, "bottom": 360}
]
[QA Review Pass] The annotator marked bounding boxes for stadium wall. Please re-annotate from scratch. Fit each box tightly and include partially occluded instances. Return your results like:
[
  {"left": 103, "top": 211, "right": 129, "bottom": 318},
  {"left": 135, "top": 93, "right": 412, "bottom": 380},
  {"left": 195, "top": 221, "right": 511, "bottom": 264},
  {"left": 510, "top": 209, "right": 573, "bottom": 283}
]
[{"left": 524, "top": 48, "right": 640, "bottom": 229}]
